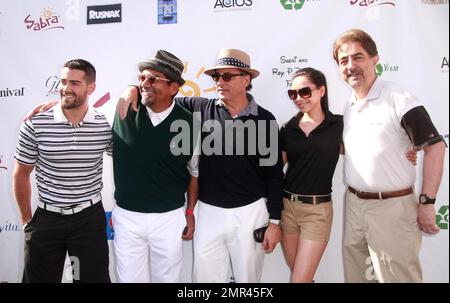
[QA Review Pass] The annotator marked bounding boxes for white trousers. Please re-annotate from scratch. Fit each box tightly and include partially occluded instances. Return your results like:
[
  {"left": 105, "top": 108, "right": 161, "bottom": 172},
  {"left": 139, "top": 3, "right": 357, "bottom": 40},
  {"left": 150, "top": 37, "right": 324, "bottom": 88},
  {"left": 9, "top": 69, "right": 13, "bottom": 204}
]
[
  {"left": 193, "top": 198, "right": 269, "bottom": 283},
  {"left": 112, "top": 205, "right": 184, "bottom": 283}
]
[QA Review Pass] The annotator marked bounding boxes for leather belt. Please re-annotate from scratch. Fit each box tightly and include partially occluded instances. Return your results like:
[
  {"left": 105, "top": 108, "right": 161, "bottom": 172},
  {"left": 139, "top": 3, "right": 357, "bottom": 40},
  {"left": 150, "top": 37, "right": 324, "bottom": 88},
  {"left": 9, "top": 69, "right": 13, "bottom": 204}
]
[
  {"left": 348, "top": 186, "right": 413, "bottom": 200},
  {"left": 283, "top": 190, "right": 331, "bottom": 205},
  {"left": 37, "top": 195, "right": 102, "bottom": 215}
]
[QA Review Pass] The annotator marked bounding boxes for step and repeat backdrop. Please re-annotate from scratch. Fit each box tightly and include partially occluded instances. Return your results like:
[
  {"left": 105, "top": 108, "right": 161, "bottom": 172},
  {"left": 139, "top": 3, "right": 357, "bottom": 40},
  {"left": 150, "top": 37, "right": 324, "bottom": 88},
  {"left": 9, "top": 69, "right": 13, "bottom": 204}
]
[{"left": 0, "top": 0, "right": 448, "bottom": 283}]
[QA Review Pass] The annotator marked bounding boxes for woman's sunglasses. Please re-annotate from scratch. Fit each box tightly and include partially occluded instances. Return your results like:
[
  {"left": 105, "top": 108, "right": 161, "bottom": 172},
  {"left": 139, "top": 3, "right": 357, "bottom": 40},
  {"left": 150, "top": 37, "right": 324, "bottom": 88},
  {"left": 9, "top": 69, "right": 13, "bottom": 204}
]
[{"left": 287, "top": 87, "right": 313, "bottom": 100}]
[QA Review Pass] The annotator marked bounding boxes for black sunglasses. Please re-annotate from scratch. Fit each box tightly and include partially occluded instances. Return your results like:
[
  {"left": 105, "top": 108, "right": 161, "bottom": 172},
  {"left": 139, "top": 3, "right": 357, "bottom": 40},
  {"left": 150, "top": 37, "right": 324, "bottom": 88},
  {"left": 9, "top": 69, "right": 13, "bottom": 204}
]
[
  {"left": 211, "top": 72, "right": 246, "bottom": 83},
  {"left": 138, "top": 74, "right": 171, "bottom": 84},
  {"left": 287, "top": 87, "right": 313, "bottom": 100}
]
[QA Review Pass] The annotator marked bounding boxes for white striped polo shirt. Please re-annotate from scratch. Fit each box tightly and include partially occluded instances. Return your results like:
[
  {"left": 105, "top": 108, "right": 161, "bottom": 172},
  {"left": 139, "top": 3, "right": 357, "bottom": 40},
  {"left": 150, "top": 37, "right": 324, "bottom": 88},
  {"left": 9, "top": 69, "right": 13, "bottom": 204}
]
[{"left": 15, "top": 103, "right": 112, "bottom": 207}]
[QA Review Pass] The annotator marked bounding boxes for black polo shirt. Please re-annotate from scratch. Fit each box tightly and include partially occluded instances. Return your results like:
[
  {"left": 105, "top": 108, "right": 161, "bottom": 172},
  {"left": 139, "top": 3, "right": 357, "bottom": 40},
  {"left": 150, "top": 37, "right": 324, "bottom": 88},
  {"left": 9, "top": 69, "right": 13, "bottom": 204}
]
[
  {"left": 175, "top": 94, "right": 284, "bottom": 220},
  {"left": 280, "top": 111, "right": 343, "bottom": 195}
]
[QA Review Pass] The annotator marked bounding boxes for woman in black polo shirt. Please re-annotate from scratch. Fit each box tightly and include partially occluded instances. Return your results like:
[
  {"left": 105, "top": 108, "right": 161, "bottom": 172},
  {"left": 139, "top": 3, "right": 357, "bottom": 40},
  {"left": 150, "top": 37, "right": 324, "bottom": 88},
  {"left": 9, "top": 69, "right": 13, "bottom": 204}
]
[{"left": 280, "top": 67, "right": 343, "bottom": 283}]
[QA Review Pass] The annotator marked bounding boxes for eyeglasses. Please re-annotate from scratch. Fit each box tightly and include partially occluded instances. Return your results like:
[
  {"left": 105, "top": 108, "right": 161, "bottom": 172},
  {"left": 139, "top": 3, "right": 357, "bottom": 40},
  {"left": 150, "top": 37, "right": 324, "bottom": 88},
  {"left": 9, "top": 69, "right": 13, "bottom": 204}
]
[
  {"left": 210, "top": 72, "right": 246, "bottom": 83},
  {"left": 287, "top": 87, "right": 313, "bottom": 100},
  {"left": 138, "top": 74, "right": 171, "bottom": 84}
]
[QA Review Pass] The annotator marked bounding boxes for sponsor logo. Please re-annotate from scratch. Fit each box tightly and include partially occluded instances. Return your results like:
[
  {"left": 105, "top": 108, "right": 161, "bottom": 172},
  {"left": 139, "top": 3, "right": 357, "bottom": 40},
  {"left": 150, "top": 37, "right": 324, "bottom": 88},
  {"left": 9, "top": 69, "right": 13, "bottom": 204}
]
[
  {"left": 179, "top": 62, "right": 216, "bottom": 97},
  {"left": 105, "top": 211, "right": 114, "bottom": 240},
  {"left": 442, "top": 56, "right": 449, "bottom": 73},
  {"left": 0, "top": 87, "right": 25, "bottom": 98},
  {"left": 422, "top": 0, "right": 448, "bottom": 4},
  {"left": 280, "top": 0, "right": 320, "bottom": 11},
  {"left": 87, "top": 4, "right": 122, "bottom": 25},
  {"left": 214, "top": 0, "right": 253, "bottom": 11},
  {"left": 44, "top": 75, "right": 110, "bottom": 106},
  {"left": 436, "top": 205, "right": 449, "bottom": 230},
  {"left": 0, "top": 155, "right": 7, "bottom": 171},
  {"left": 158, "top": 0, "right": 177, "bottom": 24},
  {"left": 272, "top": 55, "right": 310, "bottom": 87},
  {"left": 349, "top": 0, "right": 395, "bottom": 6},
  {"left": 0, "top": 221, "right": 19, "bottom": 234},
  {"left": 375, "top": 62, "right": 399, "bottom": 77},
  {"left": 24, "top": 8, "right": 64, "bottom": 31},
  {"left": 280, "top": 0, "right": 305, "bottom": 10},
  {"left": 45, "top": 75, "right": 60, "bottom": 96}
]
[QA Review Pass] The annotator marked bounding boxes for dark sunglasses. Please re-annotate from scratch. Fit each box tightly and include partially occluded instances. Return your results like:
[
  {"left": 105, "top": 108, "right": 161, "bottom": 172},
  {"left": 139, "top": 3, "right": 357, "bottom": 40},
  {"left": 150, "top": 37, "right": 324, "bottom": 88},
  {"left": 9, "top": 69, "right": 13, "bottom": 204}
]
[
  {"left": 287, "top": 87, "right": 313, "bottom": 100},
  {"left": 138, "top": 74, "right": 171, "bottom": 84},
  {"left": 211, "top": 72, "right": 246, "bottom": 83}
]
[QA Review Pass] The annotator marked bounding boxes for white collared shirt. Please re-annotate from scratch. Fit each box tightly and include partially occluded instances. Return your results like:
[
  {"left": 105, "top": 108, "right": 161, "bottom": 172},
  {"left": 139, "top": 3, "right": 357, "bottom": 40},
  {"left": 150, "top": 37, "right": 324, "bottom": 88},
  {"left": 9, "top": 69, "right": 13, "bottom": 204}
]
[{"left": 343, "top": 78, "right": 422, "bottom": 192}]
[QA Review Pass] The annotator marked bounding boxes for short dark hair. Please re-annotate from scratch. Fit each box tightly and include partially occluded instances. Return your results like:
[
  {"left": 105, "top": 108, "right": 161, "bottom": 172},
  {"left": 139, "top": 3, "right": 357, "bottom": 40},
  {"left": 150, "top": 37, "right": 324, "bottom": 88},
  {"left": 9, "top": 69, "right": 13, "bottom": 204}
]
[
  {"left": 333, "top": 29, "right": 378, "bottom": 64},
  {"left": 291, "top": 67, "right": 329, "bottom": 113},
  {"left": 63, "top": 59, "right": 96, "bottom": 83}
]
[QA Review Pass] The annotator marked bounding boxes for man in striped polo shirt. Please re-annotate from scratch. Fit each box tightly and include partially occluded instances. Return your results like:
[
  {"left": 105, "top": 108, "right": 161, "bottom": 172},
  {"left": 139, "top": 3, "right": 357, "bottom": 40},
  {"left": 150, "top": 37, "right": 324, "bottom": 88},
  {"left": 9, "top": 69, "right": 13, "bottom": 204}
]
[{"left": 13, "top": 59, "right": 112, "bottom": 283}]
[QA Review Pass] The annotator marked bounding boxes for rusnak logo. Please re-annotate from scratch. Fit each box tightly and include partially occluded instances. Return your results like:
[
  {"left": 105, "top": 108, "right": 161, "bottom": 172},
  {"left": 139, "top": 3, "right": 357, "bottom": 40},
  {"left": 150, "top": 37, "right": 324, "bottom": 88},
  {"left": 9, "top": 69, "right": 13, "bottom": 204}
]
[
  {"left": 24, "top": 8, "right": 64, "bottom": 31},
  {"left": 422, "top": 0, "right": 448, "bottom": 4},
  {"left": 375, "top": 62, "right": 399, "bottom": 77},
  {"left": 349, "top": 0, "right": 395, "bottom": 6},
  {"left": 87, "top": 4, "right": 122, "bottom": 25},
  {"left": 436, "top": 205, "right": 449, "bottom": 230},
  {"left": 158, "top": 0, "right": 177, "bottom": 24},
  {"left": 214, "top": 0, "right": 254, "bottom": 11},
  {"left": 0, "top": 87, "right": 25, "bottom": 98}
]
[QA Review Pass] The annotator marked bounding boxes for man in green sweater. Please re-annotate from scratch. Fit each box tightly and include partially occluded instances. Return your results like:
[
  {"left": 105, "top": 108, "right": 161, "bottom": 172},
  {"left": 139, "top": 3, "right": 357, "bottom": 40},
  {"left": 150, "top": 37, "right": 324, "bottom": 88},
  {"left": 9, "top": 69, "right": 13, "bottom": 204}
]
[{"left": 112, "top": 50, "right": 199, "bottom": 283}]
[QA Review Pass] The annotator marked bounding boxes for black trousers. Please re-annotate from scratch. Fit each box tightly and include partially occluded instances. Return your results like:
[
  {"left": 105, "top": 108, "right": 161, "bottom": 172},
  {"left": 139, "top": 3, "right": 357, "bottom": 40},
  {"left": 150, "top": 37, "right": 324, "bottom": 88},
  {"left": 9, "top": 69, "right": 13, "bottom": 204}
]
[{"left": 22, "top": 202, "right": 111, "bottom": 283}]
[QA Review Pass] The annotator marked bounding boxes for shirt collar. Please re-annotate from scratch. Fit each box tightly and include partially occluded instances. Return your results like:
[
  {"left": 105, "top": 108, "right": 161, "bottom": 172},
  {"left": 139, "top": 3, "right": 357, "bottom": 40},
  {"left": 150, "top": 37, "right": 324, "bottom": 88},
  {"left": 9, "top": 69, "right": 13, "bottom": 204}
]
[
  {"left": 53, "top": 102, "right": 97, "bottom": 125},
  {"left": 145, "top": 100, "right": 175, "bottom": 118},
  {"left": 215, "top": 93, "right": 259, "bottom": 117},
  {"left": 349, "top": 77, "right": 383, "bottom": 104},
  {"left": 286, "top": 110, "right": 339, "bottom": 130}
]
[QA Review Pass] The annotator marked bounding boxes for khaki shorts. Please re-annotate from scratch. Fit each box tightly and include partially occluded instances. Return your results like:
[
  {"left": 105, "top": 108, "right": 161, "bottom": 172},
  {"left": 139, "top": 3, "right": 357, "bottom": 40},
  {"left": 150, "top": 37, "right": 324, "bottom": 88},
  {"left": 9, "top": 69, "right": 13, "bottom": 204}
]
[{"left": 281, "top": 197, "right": 333, "bottom": 242}]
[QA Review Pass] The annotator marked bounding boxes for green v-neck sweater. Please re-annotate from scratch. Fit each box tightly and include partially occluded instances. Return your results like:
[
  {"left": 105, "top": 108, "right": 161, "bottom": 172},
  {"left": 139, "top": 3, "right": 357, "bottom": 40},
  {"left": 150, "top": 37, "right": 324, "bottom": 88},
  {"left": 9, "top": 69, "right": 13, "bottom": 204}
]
[{"left": 112, "top": 102, "right": 195, "bottom": 213}]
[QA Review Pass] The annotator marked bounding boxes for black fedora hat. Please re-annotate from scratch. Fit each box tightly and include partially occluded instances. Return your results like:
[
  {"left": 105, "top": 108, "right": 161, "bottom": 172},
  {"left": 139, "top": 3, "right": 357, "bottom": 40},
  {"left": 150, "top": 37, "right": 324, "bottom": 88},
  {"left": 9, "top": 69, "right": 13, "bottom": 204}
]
[{"left": 138, "top": 49, "right": 185, "bottom": 86}]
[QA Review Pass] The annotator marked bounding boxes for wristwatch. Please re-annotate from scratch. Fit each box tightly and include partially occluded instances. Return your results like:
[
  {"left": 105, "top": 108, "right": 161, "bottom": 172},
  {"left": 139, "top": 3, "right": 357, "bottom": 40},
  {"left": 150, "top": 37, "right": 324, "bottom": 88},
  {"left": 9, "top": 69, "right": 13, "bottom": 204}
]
[{"left": 419, "top": 194, "right": 436, "bottom": 205}]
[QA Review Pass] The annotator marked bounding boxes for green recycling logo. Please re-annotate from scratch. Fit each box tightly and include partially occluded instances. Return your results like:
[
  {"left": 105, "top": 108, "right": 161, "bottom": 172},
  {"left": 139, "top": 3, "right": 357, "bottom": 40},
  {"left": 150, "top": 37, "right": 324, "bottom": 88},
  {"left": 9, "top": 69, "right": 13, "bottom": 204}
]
[
  {"left": 375, "top": 63, "right": 383, "bottom": 77},
  {"left": 280, "top": 0, "right": 305, "bottom": 10},
  {"left": 436, "top": 205, "right": 449, "bottom": 230}
]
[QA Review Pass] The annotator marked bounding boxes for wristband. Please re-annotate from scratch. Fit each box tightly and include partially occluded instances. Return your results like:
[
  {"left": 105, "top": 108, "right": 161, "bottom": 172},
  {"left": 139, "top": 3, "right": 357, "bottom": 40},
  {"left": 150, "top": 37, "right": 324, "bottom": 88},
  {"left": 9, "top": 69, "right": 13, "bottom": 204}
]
[{"left": 185, "top": 209, "right": 194, "bottom": 216}]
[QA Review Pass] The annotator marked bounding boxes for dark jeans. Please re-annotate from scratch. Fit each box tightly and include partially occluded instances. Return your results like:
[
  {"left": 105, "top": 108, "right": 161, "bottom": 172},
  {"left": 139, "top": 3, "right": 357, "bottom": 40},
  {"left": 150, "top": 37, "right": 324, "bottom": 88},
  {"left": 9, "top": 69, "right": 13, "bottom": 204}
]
[{"left": 22, "top": 202, "right": 111, "bottom": 283}]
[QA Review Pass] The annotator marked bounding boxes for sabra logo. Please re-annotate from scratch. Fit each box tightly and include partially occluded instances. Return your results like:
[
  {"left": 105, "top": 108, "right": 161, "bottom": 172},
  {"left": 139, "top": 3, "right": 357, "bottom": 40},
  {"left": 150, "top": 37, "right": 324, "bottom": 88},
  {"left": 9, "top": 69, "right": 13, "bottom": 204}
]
[
  {"left": 214, "top": 0, "right": 253, "bottom": 9},
  {"left": 178, "top": 62, "right": 215, "bottom": 97},
  {"left": 375, "top": 62, "right": 399, "bottom": 77},
  {"left": 280, "top": 0, "right": 305, "bottom": 10},
  {"left": 436, "top": 205, "right": 449, "bottom": 230},
  {"left": 349, "top": 0, "right": 395, "bottom": 6},
  {"left": 24, "top": 8, "right": 64, "bottom": 31}
]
